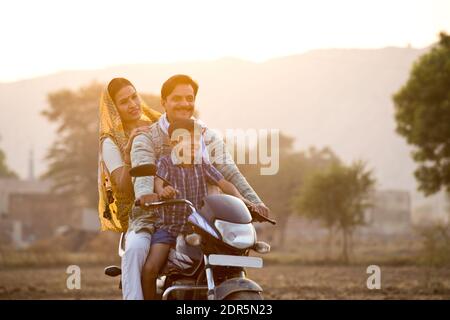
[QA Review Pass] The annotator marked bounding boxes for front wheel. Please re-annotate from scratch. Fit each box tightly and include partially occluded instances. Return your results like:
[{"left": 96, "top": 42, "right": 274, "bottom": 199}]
[{"left": 224, "top": 291, "right": 263, "bottom": 300}]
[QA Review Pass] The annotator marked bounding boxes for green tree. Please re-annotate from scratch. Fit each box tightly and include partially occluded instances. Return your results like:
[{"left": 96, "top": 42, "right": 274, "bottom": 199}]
[
  {"left": 238, "top": 133, "right": 340, "bottom": 247},
  {"left": 0, "top": 141, "right": 18, "bottom": 178},
  {"left": 393, "top": 32, "right": 450, "bottom": 196},
  {"left": 294, "top": 161, "right": 375, "bottom": 263},
  {"left": 42, "top": 82, "right": 160, "bottom": 208}
]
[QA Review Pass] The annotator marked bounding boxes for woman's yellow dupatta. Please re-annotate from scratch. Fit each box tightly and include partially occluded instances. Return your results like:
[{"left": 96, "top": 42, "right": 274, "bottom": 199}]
[{"left": 98, "top": 88, "right": 161, "bottom": 232}]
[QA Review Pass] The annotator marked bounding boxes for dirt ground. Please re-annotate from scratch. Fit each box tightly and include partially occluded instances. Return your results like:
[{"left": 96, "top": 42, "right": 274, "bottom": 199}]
[
  {"left": 1, "top": 264, "right": 449, "bottom": 300},
  {"left": 1, "top": 225, "right": 449, "bottom": 300}
]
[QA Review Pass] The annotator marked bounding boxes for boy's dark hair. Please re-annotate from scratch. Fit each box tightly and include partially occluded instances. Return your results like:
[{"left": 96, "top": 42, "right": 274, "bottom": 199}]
[
  {"left": 107, "top": 78, "right": 135, "bottom": 103},
  {"left": 161, "top": 74, "right": 199, "bottom": 100},
  {"left": 168, "top": 119, "right": 196, "bottom": 138}
]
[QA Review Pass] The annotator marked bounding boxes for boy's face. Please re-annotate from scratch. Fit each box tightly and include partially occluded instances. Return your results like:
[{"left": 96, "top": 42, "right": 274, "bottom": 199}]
[{"left": 170, "top": 131, "right": 202, "bottom": 164}]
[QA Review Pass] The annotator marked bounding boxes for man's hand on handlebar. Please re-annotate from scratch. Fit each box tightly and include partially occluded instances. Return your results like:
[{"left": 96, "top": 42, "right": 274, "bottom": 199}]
[
  {"left": 252, "top": 202, "right": 270, "bottom": 218},
  {"left": 246, "top": 202, "right": 276, "bottom": 224},
  {"left": 159, "top": 186, "right": 177, "bottom": 199},
  {"left": 243, "top": 201, "right": 259, "bottom": 215},
  {"left": 242, "top": 199, "right": 270, "bottom": 218}
]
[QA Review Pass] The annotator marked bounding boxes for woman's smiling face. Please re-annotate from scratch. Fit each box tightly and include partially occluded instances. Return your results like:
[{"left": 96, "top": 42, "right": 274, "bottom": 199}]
[{"left": 113, "top": 85, "right": 142, "bottom": 123}]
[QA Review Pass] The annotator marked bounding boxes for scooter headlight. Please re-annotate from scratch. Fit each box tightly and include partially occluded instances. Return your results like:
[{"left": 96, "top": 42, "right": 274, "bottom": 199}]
[{"left": 214, "top": 220, "right": 256, "bottom": 249}]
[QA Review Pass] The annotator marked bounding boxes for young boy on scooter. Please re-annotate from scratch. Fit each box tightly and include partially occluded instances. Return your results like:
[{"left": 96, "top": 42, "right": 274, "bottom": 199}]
[{"left": 141, "top": 119, "right": 256, "bottom": 299}]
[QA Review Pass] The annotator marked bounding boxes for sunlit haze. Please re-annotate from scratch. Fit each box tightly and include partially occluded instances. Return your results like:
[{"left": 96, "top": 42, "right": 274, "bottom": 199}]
[{"left": 1, "top": 0, "right": 449, "bottom": 82}]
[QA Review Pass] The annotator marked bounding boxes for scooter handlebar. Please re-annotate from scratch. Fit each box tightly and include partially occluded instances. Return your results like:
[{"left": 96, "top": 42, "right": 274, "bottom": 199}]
[
  {"left": 135, "top": 198, "right": 276, "bottom": 224},
  {"left": 135, "top": 198, "right": 195, "bottom": 209}
]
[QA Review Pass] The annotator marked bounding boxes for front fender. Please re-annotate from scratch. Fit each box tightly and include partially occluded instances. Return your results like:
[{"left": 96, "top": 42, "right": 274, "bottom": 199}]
[{"left": 214, "top": 277, "right": 263, "bottom": 300}]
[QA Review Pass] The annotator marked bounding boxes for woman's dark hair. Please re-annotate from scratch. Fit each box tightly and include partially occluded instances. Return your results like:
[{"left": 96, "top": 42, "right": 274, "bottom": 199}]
[
  {"left": 107, "top": 78, "right": 135, "bottom": 103},
  {"left": 161, "top": 74, "right": 199, "bottom": 100}
]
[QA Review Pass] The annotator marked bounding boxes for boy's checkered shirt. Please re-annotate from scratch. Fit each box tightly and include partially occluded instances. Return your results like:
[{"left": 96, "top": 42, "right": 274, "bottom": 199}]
[{"left": 155, "top": 155, "right": 224, "bottom": 236}]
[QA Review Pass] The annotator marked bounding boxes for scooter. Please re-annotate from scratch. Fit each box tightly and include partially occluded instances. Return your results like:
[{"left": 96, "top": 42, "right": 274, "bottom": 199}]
[{"left": 105, "top": 164, "right": 276, "bottom": 300}]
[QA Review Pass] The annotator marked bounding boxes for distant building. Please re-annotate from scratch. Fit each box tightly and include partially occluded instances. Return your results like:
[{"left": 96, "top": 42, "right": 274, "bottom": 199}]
[
  {"left": 28, "top": 148, "right": 35, "bottom": 181},
  {"left": 0, "top": 219, "right": 15, "bottom": 245},
  {"left": 412, "top": 190, "right": 450, "bottom": 226},
  {"left": 362, "top": 190, "right": 411, "bottom": 235},
  {"left": 0, "top": 178, "right": 101, "bottom": 248},
  {"left": 7, "top": 192, "right": 79, "bottom": 244},
  {"left": 0, "top": 178, "right": 52, "bottom": 217}
]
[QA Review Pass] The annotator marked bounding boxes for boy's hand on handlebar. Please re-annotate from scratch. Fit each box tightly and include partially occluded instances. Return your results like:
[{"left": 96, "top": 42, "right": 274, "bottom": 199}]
[
  {"left": 159, "top": 186, "right": 177, "bottom": 199},
  {"left": 136, "top": 193, "right": 160, "bottom": 207}
]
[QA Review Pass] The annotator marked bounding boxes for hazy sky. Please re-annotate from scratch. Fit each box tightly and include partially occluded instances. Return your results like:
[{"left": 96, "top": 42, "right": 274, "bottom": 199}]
[{"left": 1, "top": 0, "right": 449, "bottom": 82}]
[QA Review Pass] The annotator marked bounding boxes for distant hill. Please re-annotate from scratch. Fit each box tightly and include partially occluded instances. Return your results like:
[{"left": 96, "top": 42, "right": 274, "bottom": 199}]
[{"left": 0, "top": 47, "right": 428, "bottom": 194}]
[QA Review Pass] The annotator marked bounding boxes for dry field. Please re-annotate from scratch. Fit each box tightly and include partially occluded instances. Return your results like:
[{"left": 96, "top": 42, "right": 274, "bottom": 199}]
[
  {"left": 1, "top": 229, "right": 449, "bottom": 300},
  {"left": 1, "top": 264, "right": 449, "bottom": 300}
]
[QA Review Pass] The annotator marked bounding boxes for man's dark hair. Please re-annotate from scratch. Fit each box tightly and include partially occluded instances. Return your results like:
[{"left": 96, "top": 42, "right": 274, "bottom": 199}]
[
  {"left": 161, "top": 74, "right": 199, "bottom": 100},
  {"left": 168, "top": 119, "right": 196, "bottom": 138},
  {"left": 107, "top": 78, "right": 135, "bottom": 103}
]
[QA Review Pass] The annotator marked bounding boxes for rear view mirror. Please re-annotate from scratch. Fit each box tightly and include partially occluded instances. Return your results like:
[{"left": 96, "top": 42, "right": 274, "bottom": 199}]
[{"left": 129, "top": 164, "right": 173, "bottom": 187}]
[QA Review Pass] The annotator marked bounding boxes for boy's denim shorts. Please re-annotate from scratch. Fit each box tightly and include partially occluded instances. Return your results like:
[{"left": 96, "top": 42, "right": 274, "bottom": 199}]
[{"left": 151, "top": 228, "right": 177, "bottom": 246}]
